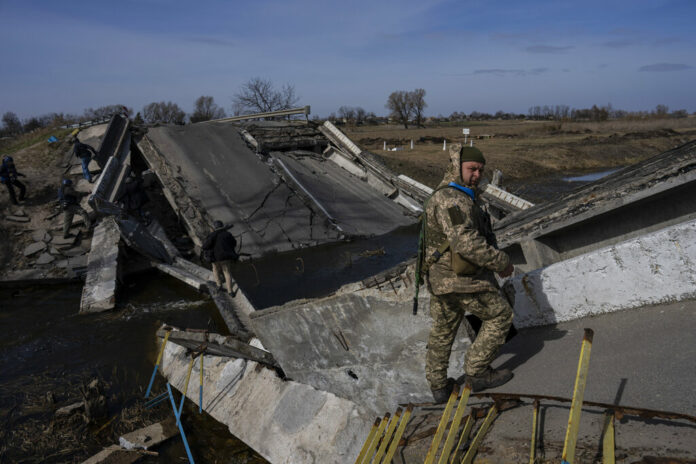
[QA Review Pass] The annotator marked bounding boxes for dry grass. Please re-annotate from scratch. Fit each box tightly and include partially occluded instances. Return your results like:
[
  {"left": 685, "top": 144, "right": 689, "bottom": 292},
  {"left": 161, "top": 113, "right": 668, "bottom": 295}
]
[{"left": 343, "top": 117, "right": 696, "bottom": 189}]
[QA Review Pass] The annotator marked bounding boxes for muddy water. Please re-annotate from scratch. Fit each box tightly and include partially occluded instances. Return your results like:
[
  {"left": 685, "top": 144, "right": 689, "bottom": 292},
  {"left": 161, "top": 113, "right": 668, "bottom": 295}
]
[
  {"left": 0, "top": 225, "right": 419, "bottom": 463},
  {"left": 506, "top": 167, "right": 623, "bottom": 204},
  {"left": 0, "top": 273, "right": 266, "bottom": 463}
]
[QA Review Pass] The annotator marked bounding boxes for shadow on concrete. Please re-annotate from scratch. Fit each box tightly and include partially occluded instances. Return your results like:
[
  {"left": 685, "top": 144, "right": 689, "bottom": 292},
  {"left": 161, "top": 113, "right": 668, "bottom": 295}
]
[{"left": 496, "top": 325, "right": 567, "bottom": 373}]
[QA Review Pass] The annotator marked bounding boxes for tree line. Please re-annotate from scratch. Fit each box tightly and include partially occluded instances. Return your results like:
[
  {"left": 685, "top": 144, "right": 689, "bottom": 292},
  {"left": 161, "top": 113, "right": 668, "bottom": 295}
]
[{"left": 2, "top": 77, "right": 693, "bottom": 137}]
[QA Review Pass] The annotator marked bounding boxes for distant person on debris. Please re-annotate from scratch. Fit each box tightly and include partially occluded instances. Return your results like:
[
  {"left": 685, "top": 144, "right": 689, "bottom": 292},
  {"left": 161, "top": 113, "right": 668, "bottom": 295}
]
[
  {"left": 72, "top": 137, "right": 98, "bottom": 183},
  {"left": 58, "top": 178, "right": 92, "bottom": 238},
  {"left": 423, "top": 144, "right": 515, "bottom": 403},
  {"left": 202, "top": 221, "right": 239, "bottom": 294},
  {"left": 0, "top": 156, "right": 27, "bottom": 205},
  {"left": 116, "top": 172, "right": 149, "bottom": 222}
]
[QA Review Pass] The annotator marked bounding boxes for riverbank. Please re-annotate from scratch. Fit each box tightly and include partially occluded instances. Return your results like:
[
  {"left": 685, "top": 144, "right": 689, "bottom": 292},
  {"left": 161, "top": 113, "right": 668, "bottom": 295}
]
[{"left": 344, "top": 117, "right": 696, "bottom": 202}]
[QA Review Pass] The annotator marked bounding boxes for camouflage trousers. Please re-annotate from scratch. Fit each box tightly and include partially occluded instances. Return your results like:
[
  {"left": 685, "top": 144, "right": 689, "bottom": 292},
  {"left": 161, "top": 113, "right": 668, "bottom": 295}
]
[{"left": 425, "top": 291, "right": 513, "bottom": 390}]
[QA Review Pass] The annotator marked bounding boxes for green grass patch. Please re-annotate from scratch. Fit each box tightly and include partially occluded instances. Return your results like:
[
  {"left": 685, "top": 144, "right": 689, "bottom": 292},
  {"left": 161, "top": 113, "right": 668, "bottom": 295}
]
[{"left": 0, "top": 127, "right": 73, "bottom": 155}]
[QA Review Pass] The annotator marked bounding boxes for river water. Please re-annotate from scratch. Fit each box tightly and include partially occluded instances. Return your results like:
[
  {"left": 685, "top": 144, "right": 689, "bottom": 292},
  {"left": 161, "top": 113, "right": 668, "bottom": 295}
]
[{"left": 0, "top": 224, "right": 419, "bottom": 463}]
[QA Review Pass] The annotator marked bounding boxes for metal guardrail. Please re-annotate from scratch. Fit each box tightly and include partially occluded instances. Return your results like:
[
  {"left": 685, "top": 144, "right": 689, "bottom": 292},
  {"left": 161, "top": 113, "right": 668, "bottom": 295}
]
[
  {"left": 60, "top": 116, "right": 111, "bottom": 129},
  {"left": 207, "top": 106, "right": 311, "bottom": 123}
]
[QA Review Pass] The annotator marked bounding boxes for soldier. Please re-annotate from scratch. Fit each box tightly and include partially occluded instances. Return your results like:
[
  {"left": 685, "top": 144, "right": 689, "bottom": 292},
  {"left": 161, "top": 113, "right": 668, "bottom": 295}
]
[
  {"left": 424, "top": 144, "right": 514, "bottom": 402},
  {"left": 58, "top": 179, "right": 92, "bottom": 238},
  {"left": 0, "top": 156, "right": 27, "bottom": 205}
]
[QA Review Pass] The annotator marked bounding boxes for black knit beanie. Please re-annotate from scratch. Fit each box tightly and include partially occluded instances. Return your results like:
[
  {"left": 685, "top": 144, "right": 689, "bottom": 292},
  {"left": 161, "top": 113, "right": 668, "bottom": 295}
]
[{"left": 460, "top": 146, "right": 486, "bottom": 164}]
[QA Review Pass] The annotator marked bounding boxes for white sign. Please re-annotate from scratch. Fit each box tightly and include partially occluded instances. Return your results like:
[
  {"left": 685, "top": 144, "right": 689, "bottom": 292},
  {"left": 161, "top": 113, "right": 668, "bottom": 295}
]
[{"left": 462, "top": 128, "right": 470, "bottom": 135}]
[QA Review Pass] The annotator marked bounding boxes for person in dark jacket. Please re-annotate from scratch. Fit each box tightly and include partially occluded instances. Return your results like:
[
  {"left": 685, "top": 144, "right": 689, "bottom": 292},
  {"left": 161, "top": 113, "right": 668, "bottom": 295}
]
[
  {"left": 72, "top": 138, "right": 98, "bottom": 183},
  {"left": 58, "top": 178, "right": 92, "bottom": 238},
  {"left": 116, "top": 173, "right": 149, "bottom": 221},
  {"left": 0, "top": 156, "right": 27, "bottom": 205},
  {"left": 202, "top": 220, "right": 238, "bottom": 294}
]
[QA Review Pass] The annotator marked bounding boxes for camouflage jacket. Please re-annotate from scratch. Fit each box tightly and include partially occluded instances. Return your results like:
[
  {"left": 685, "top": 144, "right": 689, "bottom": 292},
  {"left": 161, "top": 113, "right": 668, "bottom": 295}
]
[{"left": 425, "top": 145, "right": 510, "bottom": 295}]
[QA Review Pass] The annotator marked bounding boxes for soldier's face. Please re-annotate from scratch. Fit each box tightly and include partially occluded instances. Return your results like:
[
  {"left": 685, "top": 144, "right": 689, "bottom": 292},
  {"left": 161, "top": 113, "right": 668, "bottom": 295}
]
[{"left": 461, "top": 161, "right": 484, "bottom": 187}]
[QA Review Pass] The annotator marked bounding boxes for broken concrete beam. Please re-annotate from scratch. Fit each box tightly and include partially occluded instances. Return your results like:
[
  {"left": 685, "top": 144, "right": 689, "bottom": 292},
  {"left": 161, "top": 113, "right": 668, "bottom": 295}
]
[
  {"left": 23, "top": 241, "right": 47, "bottom": 257},
  {"left": 80, "top": 217, "right": 120, "bottom": 314},
  {"left": 249, "top": 280, "right": 469, "bottom": 414},
  {"left": 507, "top": 217, "right": 696, "bottom": 328},
  {"left": 161, "top": 332, "right": 372, "bottom": 464},
  {"left": 119, "top": 416, "right": 178, "bottom": 450},
  {"left": 152, "top": 261, "right": 208, "bottom": 291},
  {"left": 81, "top": 445, "right": 143, "bottom": 464},
  {"left": 5, "top": 215, "right": 29, "bottom": 223}
]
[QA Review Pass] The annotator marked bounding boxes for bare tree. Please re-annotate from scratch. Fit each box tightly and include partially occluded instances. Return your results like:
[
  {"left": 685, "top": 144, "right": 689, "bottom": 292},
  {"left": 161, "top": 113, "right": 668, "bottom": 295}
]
[
  {"left": 84, "top": 104, "right": 131, "bottom": 120},
  {"left": 190, "top": 96, "right": 226, "bottom": 123},
  {"left": 337, "top": 106, "right": 356, "bottom": 123},
  {"left": 386, "top": 91, "right": 413, "bottom": 128},
  {"left": 2, "top": 112, "right": 22, "bottom": 134},
  {"left": 142, "top": 101, "right": 186, "bottom": 124},
  {"left": 409, "top": 88, "right": 427, "bottom": 127},
  {"left": 231, "top": 77, "right": 300, "bottom": 115}
]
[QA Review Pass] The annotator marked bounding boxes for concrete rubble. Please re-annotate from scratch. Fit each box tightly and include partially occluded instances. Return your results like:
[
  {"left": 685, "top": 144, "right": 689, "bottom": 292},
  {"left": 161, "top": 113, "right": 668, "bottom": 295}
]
[{"left": 80, "top": 217, "right": 121, "bottom": 313}]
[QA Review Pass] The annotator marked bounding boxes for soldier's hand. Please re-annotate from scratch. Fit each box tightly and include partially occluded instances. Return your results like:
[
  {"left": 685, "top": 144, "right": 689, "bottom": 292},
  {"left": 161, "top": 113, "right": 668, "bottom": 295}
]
[{"left": 497, "top": 262, "right": 514, "bottom": 278}]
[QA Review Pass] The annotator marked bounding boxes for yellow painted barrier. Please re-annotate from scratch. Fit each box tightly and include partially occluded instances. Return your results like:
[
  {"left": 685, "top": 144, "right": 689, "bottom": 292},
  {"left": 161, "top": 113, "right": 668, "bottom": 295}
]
[
  {"left": 354, "top": 418, "right": 380, "bottom": 464},
  {"left": 438, "top": 385, "right": 472, "bottom": 464},
  {"left": 561, "top": 328, "right": 594, "bottom": 464},
  {"left": 529, "top": 399, "right": 540, "bottom": 464},
  {"left": 361, "top": 414, "right": 390, "bottom": 464},
  {"left": 374, "top": 408, "right": 402, "bottom": 463},
  {"left": 383, "top": 404, "right": 413, "bottom": 463},
  {"left": 425, "top": 385, "right": 460, "bottom": 464},
  {"left": 461, "top": 404, "right": 498, "bottom": 464},
  {"left": 450, "top": 414, "right": 474, "bottom": 464},
  {"left": 602, "top": 411, "right": 615, "bottom": 464}
]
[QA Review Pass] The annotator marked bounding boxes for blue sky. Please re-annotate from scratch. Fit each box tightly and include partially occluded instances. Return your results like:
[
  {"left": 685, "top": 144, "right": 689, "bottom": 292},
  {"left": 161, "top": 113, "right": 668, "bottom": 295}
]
[{"left": 1, "top": 0, "right": 694, "bottom": 120}]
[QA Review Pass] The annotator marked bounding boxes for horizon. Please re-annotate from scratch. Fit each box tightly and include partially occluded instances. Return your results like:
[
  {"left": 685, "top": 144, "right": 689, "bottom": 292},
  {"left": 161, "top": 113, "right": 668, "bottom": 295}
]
[{"left": 1, "top": 0, "right": 695, "bottom": 120}]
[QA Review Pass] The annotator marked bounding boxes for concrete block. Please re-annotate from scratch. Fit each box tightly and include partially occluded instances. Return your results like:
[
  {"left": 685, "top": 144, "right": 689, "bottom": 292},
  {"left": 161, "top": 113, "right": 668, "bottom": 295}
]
[
  {"left": 35, "top": 252, "right": 55, "bottom": 265},
  {"left": 119, "top": 417, "right": 178, "bottom": 450},
  {"left": 250, "top": 289, "right": 472, "bottom": 414},
  {"left": 31, "top": 229, "right": 49, "bottom": 242},
  {"left": 51, "top": 234, "right": 79, "bottom": 248},
  {"left": 508, "top": 218, "right": 696, "bottom": 328},
  {"left": 161, "top": 335, "right": 372, "bottom": 464},
  {"left": 80, "top": 218, "right": 120, "bottom": 313},
  {"left": 23, "top": 241, "right": 47, "bottom": 257}
]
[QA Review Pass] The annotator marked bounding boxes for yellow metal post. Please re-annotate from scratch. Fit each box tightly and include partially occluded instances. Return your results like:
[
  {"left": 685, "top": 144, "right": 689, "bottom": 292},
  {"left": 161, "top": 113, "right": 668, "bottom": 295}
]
[
  {"left": 602, "top": 411, "right": 615, "bottom": 464},
  {"left": 438, "top": 385, "right": 472, "bottom": 464},
  {"left": 354, "top": 418, "right": 381, "bottom": 464},
  {"left": 361, "top": 414, "right": 390, "bottom": 464},
  {"left": 529, "top": 399, "right": 539, "bottom": 464},
  {"left": 561, "top": 328, "right": 594, "bottom": 464},
  {"left": 425, "top": 385, "right": 460, "bottom": 464},
  {"left": 384, "top": 404, "right": 413, "bottom": 463},
  {"left": 374, "top": 408, "right": 402, "bottom": 463},
  {"left": 449, "top": 414, "right": 474, "bottom": 464},
  {"left": 461, "top": 404, "right": 498, "bottom": 464}
]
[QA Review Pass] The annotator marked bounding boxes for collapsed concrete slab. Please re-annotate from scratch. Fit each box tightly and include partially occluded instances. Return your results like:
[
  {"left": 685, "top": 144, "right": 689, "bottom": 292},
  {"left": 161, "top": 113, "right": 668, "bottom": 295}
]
[
  {"left": 80, "top": 217, "right": 121, "bottom": 313},
  {"left": 159, "top": 328, "right": 372, "bottom": 464},
  {"left": 249, "top": 265, "right": 473, "bottom": 414},
  {"left": 506, "top": 217, "right": 696, "bottom": 327},
  {"left": 497, "top": 140, "right": 696, "bottom": 272},
  {"left": 136, "top": 121, "right": 418, "bottom": 256}
]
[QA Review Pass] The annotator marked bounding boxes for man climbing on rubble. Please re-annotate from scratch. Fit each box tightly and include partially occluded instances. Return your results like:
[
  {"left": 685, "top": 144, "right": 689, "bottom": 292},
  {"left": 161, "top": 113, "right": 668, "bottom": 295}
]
[
  {"left": 423, "top": 144, "right": 515, "bottom": 403},
  {"left": 202, "top": 220, "right": 239, "bottom": 294},
  {"left": 72, "top": 137, "right": 98, "bottom": 183},
  {"left": 58, "top": 178, "right": 92, "bottom": 238},
  {"left": 116, "top": 172, "right": 149, "bottom": 223},
  {"left": 0, "top": 156, "right": 27, "bottom": 205}
]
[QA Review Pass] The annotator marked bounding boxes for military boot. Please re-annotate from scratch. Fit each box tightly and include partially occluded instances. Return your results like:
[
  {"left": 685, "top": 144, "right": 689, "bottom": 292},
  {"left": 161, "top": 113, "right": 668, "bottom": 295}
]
[
  {"left": 466, "top": 367, "right": 513, "bottom": 392},
  {"left": 430, "top": 378, "right": 455, "bottom": 404}
]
